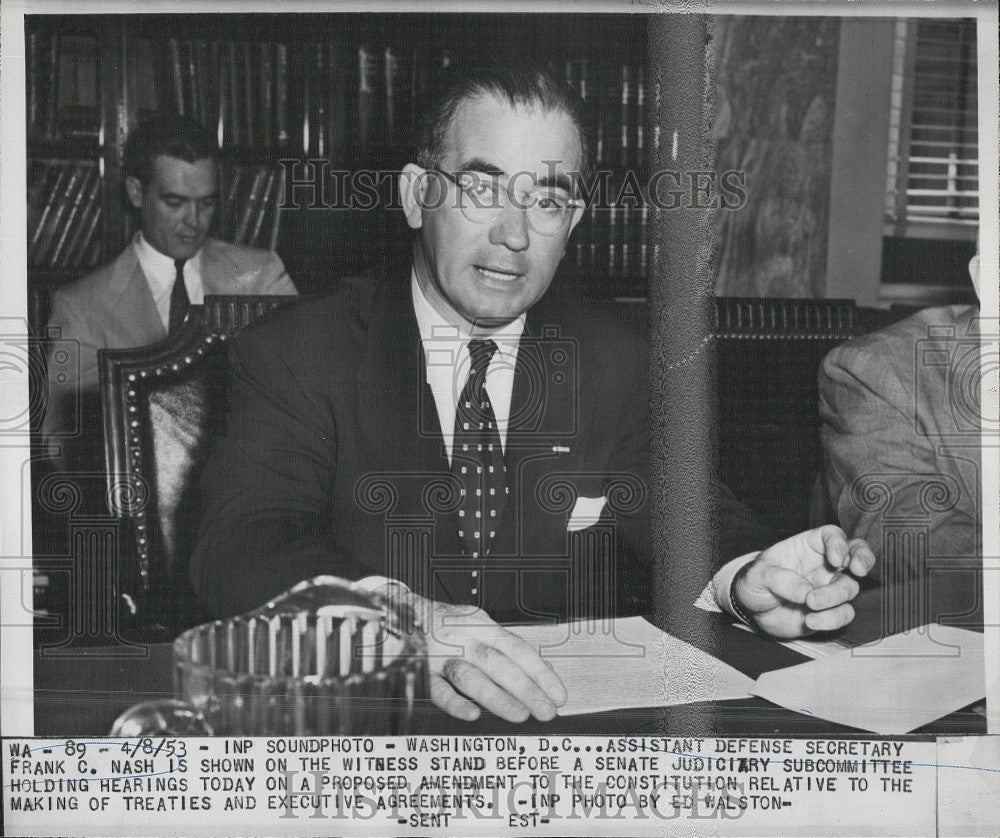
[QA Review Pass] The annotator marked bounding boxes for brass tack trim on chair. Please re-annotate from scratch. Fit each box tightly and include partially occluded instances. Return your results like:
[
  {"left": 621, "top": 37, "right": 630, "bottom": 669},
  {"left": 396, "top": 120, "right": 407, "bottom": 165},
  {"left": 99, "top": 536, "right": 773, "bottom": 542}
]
[{"left": 99, "top": 295, "right": 295, "bottom": 630}]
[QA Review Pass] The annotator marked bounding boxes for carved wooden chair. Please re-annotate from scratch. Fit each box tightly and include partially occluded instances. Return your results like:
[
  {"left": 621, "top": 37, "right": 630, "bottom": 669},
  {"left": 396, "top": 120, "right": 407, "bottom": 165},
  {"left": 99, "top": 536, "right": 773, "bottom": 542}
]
[{"left": 100, "top": 295, "right": 293, "bottom": 636}]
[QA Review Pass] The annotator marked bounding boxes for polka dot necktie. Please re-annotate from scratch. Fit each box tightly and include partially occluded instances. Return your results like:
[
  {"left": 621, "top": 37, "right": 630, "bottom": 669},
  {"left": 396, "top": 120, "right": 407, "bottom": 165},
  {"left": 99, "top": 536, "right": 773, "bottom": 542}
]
[
  {"left": 168, "top": 258, "right": 190, "bottom": 333},
  {"left": 452, "top": 339, "right": 508, "bottom": 560}
]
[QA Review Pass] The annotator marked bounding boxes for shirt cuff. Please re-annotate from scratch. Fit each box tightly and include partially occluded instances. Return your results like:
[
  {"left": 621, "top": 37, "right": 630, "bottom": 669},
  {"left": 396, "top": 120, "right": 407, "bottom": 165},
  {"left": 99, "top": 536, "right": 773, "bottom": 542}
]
[
  {"left": 355, "top": 576, "right": 411, "bottom": 597},
  {"left": 355, "top": 576, "right": 423, "bottom": 628},
  {"left": 693, "top": 551, "right": 761, "bottom": 621}
]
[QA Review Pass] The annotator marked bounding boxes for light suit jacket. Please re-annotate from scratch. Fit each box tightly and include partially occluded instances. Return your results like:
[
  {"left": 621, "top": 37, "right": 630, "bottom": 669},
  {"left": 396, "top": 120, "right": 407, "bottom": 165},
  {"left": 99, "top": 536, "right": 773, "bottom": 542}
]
[
  {"left": 41, "top": 236, "right": 296, "bottom": 452},
  {"left": 817, "top": 304, "right": 982, "bottom": 628}
]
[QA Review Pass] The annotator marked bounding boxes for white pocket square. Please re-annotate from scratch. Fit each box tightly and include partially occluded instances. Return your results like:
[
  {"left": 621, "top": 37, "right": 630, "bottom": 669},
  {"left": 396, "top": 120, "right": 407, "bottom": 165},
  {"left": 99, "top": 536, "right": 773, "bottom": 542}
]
[{"left": 567, "top": 495, "right": 607, "bottom": 532}]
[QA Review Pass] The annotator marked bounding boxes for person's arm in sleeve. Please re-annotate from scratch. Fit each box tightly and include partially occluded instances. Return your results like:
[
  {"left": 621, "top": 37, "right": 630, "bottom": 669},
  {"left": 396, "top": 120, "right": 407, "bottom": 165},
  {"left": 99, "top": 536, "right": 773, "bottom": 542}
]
[
  {"left": 818, "top": 343, "right": 978, "bottom": 560},
  {"left": 611, "top": 319, "right": 869, "bottom": 637},
  {"left": 612, "top": 329, "right": 871, "bottom": 640},
  {"left": 718, "top": 525, "right": 876, "bottom": 638},
  {"left": 259, "top": 250, "right": 297, "bottom": 295},
  {"left": 699, "top": 421, "right": 875, "bottom": 637},
  {"left": 701, "top": 480, "right": 874, "bottom": 638}
]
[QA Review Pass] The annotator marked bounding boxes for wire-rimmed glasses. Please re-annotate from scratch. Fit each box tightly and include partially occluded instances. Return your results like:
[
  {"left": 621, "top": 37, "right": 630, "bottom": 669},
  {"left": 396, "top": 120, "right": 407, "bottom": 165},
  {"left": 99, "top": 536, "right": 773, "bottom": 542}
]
[{"left": 427, "top": 168, "right": 583, "bottom": 236}]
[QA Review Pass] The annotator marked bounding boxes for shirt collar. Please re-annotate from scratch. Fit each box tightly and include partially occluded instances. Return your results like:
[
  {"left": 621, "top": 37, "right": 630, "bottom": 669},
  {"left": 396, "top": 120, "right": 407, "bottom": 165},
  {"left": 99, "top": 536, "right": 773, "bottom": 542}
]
[
  {"left": 410, "top": 269, "right": 525, "bottom": 355},
  {"left": 133, "top": 231, "right": 203, "bottom": 282}
]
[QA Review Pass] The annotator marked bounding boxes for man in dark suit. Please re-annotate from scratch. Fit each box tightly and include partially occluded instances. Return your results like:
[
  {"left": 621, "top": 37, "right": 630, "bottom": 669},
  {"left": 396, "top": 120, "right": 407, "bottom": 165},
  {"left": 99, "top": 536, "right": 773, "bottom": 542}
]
[
  {"left": 192, "top": 67, "right": 874, "bottom": 723},
  {"left": 41, "top": 113, "right": 296, "bottom": 461}
]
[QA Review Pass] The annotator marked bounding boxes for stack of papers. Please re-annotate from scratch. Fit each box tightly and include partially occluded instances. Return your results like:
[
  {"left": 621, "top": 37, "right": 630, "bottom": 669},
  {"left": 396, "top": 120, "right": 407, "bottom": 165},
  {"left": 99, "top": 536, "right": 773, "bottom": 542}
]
[
  {"left": 510, "top": 618, "right": 986, "bottom": 732},
  {"left": 751, "top": 624, "right": 986, "bottom": 734}
]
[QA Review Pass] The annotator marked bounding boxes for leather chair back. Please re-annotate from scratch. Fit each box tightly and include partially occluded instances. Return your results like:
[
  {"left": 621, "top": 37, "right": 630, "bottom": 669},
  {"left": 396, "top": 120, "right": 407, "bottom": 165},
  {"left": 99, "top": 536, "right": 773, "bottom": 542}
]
[{"left": 100, "top": 295, "right": 292, "bottom": 632}]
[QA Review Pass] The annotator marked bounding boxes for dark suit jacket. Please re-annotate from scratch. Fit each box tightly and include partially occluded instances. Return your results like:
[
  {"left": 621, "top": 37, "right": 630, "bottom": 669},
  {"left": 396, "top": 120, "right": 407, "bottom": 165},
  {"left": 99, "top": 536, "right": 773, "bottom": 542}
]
[{"left": 191, "top": 265, "right": 772, "bottom": 620}]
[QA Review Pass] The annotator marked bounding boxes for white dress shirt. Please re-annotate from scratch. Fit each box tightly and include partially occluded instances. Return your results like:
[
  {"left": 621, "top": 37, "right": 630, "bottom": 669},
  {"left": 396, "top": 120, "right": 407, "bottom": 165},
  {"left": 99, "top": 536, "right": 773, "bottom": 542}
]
[
  {"left": 133, "top": 232, "right": 205, "bottom": 330},
  {"left": 410, "top": 270, "right": 525, "bottom": 464}
]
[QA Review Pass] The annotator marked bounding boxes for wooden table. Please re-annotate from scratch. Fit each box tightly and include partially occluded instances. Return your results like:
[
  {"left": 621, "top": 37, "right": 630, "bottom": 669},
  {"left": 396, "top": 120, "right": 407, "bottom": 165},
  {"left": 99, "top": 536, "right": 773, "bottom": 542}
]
[{"left": 33, "top": 609, "right": 985, "bottom": 737}]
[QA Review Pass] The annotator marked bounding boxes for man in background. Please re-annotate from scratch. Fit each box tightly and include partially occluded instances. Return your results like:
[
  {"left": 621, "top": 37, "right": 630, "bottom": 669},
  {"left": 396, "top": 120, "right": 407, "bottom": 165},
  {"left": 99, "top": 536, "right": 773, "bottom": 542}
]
[{"left": 40, "top": 113, "right": 296, "bottom": 462}]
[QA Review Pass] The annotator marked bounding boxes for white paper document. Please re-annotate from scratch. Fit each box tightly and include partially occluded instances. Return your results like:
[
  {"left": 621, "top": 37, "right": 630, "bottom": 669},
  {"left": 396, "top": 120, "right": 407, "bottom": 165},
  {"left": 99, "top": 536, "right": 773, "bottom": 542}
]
[
  {"left": 508, "top": 616, "right": 755, "bottom": 716},
  {"left": 751, "top": 625, "right": 987, "bottom": 734}
]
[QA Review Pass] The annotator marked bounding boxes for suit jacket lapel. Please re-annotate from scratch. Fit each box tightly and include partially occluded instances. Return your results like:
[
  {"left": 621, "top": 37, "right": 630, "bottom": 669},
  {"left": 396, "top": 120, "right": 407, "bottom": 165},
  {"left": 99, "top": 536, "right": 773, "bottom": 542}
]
[
  {"left": 357, "top": 269, "right": 454, "bottom": 530},
  {"left": 107, "top": 244, "right": 167, "bottom": 344},
  {"left": 494, "top": 301, "right": 578, "bottom": 556}
]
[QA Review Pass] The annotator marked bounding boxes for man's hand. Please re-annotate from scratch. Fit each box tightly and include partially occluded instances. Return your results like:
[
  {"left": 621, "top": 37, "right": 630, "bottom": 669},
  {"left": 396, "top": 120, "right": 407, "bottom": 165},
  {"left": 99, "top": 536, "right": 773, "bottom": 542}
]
[
  {"left": 733, "top": 525, "right": 876, "bottom": 639},
  {"left": 401, "top": 593, "right": 567, "bottom": 723}
]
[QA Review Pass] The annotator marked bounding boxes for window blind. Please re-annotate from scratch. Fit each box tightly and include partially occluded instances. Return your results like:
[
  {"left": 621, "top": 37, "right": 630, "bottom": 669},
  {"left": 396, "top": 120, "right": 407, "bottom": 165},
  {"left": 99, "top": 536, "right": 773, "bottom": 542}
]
[{"left": 885, "top": 18, "right": 978, "bottom": 232}]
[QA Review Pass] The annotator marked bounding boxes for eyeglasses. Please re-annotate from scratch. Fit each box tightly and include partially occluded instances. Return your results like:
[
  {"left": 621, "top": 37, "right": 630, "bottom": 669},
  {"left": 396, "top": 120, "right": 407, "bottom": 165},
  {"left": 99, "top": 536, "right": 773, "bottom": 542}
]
[{"left": 427, "top": 168, "right": 584, "bottom": 236}]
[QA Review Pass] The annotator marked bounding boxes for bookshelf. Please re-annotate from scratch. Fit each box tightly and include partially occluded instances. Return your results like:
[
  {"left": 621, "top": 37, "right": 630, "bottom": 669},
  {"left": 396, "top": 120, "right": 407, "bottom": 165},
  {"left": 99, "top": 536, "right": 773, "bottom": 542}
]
[
  {"left": 26, "top": 14, "right": 651, "bottom": 318},
  {"left": 26, "top": 21, "right": 119, "bottom": 293}
]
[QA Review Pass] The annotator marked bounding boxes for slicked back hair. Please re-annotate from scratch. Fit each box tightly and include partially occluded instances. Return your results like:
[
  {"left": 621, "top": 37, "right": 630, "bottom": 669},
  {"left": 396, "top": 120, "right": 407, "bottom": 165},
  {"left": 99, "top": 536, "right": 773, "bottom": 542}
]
[
  {"left": 414, "top": 66, "right": 594, "bottom": 192},
  {"left": 123, "top": 113, "right": 219, "bottom": 188}
]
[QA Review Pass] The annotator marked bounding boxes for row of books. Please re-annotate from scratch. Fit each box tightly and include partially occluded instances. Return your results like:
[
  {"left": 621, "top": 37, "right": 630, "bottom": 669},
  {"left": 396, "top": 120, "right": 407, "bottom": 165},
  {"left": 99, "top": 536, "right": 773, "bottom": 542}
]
[
  {"left": 166, "top": 37, "right": 443, "bottom": 157},
  {"left": 573, "top": 203, "right": 650, "bottom": 290},
  {"left": 217, "top": 164, "right": 285, "bottom": 250},
  {"left": 24, "top": 163, "right": 647, "bottom": 285},
  {"left": 26, "top": 32, "right": 101, "bottom": 144},
  {"left": 27, "top": 161, "right": 104, "bottom": 269},
  {"left": 24, "top": 168, "right": 647, "bottom": 280},
  {"left": 169, "top": 39, "right": 290, "bottom": 152},
  {"left": 571, "top": 59, "right": 647, "bottom": 171},
  {"left": 25, "top": 158, "right": 283, "bottom": 268},
  {"left": 160, "top": 37, "right": 647, "bottom": 168},
  {"left": 298, "top": 42, "right": 429, "bottom": 160},
  {"left": 27, "top": 38, "right": 646, "bottom": 177}
]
